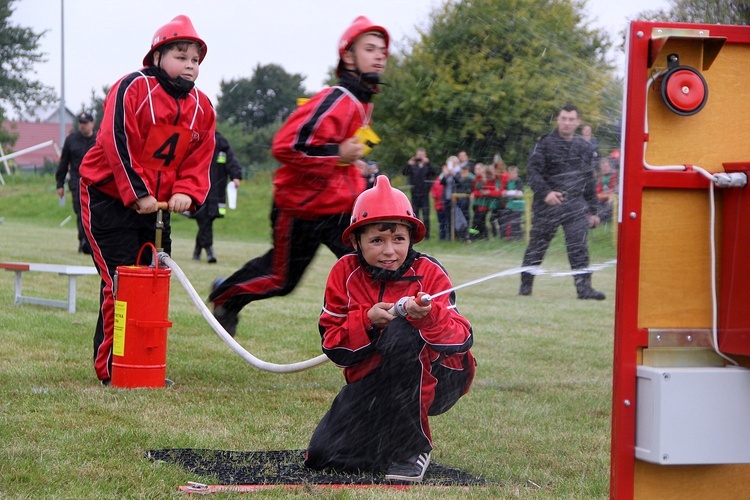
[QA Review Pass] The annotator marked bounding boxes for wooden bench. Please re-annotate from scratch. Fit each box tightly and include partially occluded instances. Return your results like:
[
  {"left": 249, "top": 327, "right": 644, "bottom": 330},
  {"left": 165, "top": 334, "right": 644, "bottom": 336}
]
[{"left": 0, "top": 262, "right": 98, "bottom": 313}]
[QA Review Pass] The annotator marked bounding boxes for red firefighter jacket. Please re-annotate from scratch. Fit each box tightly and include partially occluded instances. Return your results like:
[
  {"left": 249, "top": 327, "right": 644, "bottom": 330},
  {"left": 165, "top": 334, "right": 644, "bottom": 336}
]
[
  {"left": 271, "top": 77, "right": 373, "bottom": 218},
  {"left": 319, "top": 252, "right": 474, "bottom": 384},
  {"left": 79, "top": 69, "right": 216, "bottom": 208}
]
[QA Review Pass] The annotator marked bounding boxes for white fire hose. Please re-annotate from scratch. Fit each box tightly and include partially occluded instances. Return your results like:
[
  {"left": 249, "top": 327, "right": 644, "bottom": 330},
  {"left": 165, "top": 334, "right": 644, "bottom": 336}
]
[
  {"left": 160, "top": 253, "right": 329, "bottom": 373},
  {"left": 162, "top": 252, "right": 616, "bottom": 372}
]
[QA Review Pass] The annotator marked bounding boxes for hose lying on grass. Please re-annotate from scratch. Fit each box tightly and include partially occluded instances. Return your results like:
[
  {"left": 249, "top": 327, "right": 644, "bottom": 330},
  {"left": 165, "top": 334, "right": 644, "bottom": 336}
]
[{"left": 160, "top": 253, "right": 330, "bottom": 373}]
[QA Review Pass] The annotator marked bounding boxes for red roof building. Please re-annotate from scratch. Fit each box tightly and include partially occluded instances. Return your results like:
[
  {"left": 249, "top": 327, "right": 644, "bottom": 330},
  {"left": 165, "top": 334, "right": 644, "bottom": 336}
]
[
  {"left": 1, "top": 121, "right": 74, "bottom": 170},
  {"left": 1, "top": 106, "right": 79, "bottom": 171}
]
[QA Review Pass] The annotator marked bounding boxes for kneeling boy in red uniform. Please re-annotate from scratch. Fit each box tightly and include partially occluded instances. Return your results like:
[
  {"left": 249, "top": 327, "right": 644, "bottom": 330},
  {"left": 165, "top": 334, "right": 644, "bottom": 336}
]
[{"left": 305, "top": 176, "right": 476, "bottom": 483}]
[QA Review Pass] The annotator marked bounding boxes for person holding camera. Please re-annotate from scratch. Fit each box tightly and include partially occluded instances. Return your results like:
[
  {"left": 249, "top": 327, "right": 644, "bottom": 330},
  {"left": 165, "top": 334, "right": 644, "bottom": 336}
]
[{"left": 402, "top": 147, "right": 435, "bottom": 240}]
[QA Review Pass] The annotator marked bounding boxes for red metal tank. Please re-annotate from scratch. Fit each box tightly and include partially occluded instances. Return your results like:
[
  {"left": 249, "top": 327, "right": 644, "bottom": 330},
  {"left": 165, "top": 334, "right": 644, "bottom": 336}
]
[{"left": 111, "top": 244, "right": 173, "bottom": 388}]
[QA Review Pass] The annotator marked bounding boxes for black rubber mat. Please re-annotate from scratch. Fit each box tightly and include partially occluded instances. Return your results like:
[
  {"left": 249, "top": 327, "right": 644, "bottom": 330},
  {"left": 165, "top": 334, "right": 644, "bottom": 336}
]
[{"left": 146, "top": 448, "right": 488, "bottom": 486}]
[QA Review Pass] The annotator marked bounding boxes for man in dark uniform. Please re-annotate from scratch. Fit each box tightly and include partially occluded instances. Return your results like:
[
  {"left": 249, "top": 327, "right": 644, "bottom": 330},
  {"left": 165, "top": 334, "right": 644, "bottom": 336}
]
[
  {"left": 55, "top": 111, "right": 96, "bottom": 254},
  {"left": 191, "top": 131, "right": 242, "bottom": 263},
  {"left": 519, "top": 103, "right": 605, "bottom": 300}
]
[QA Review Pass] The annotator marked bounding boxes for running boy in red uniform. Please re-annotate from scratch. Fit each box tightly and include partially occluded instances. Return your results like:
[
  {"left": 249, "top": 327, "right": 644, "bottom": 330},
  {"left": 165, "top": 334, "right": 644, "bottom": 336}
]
[
  {"left": 305, "top": 176, "right": 476, "bottom": 483},
  {"left": 79, "top": 15, "right": 216, "bottom": 384},
  {"left": 208, "top": 16, "right": 388, "bottom": 336}
]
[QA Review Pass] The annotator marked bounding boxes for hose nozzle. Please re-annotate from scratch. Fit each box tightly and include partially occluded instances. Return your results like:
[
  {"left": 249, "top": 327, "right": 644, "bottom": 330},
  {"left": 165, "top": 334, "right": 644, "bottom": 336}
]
[{"left": 388, "top": 294, "right": 432, "bottom": 317}]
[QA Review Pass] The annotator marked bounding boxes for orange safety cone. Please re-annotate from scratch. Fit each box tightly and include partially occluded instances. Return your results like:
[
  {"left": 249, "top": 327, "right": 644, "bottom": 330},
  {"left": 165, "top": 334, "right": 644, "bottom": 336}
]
[{"left": 111, "top": 242, "right": 173, "bottom": 388}]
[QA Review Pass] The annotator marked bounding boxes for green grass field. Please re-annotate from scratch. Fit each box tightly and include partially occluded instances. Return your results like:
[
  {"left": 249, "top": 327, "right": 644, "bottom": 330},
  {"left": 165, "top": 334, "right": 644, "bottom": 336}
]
[{"left": 0, "top": 173, "right": 617, "bottom": 498}]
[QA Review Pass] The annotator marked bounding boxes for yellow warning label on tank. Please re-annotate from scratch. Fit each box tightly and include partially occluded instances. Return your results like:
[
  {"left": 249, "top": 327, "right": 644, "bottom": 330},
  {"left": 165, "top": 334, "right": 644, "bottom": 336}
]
[{"left": 113, "top": 300, "right": 127, "bottom": 356}]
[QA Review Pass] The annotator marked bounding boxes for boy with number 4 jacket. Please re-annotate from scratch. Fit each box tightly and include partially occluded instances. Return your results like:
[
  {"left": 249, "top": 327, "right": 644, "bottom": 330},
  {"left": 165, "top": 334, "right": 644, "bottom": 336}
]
[{"left": 79, "top": 15, "right": 216, "bottom": 385}]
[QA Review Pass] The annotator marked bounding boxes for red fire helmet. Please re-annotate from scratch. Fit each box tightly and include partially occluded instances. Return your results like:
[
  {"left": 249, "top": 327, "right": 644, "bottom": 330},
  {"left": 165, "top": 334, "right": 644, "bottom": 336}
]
[
  {"left": 143, "top": 15, "right": 207, "bottom": 67},
  {"left": 336, "top": 16, "right": 389, "bottom": 76},
  {"left": 343, "top": 175, "right": 426, "bottom": 246}
]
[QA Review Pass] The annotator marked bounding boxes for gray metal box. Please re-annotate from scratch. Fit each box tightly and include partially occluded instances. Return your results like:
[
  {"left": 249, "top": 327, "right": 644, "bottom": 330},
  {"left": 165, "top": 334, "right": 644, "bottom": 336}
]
[{"left": 635, "top": 365, "right": 750, "bottom": 465}]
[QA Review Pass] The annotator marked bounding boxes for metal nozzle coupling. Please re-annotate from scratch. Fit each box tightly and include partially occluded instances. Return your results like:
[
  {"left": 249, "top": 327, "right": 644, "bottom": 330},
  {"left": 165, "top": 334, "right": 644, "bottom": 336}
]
[{"left": 388, "top": 294, "right": 432, "bottom": 317}]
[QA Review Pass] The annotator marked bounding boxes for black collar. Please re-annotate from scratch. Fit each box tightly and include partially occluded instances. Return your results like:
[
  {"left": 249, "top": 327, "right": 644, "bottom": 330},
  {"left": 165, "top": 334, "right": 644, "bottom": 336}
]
[
  {"left": 142, "top": 66, "right": 193, "bottom": 99},
  {"left": 337, "top": 72, "right": 376, "bottom": 104}
]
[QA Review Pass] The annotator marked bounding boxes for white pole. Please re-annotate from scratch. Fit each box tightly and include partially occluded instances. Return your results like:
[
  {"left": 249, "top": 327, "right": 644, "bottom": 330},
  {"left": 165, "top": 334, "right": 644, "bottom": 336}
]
[
  {"left": 58, "top": 0, "right": 66, "bottom": 149},
  {"left": 0, "top": 143, "right": 8, "bottom": 185},
  {"left": 0, "top": 140, "right": 55, "bottom": 163}
]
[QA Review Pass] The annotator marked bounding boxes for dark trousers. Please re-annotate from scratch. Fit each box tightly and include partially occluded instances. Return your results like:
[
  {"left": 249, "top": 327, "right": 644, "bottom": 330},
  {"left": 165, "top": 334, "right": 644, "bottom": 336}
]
[
  {"left": 69, "top": 187, "right": 90, "bottom": 251},
  {"left": 522, "top": 200, "right": 590, "bottom": 270},
  {"left": 471, "top": 207, "right": 489, "bottom": 240},
  {"left": 305, "top": 318, "right": 469, "bottom": 472},
  {"left": 598, "top": 200, "right": 614, "bottom": 224},
  {"left": 489, "top": 208, "right": 502, "bottom": 237},
  {"left": 192, "top": 206, "right": 214, "bottom": 250},
  {"left": 455, "top": 198, "right": 471, "bottom": 240},
  {"left": 436, "top": 206, "right": 449, "bottom": 240},
  {"left": 81, "top": 186, "right": 171, "bottom": 381},
  {"left": 411, "top": 194, "right": 430, "bottom": 240},
  {"left": 209, "top": 204, "right": 351, "bottom": 311},
  {"left": 500, "top": 209, "right": 523, "bottom": 240}
]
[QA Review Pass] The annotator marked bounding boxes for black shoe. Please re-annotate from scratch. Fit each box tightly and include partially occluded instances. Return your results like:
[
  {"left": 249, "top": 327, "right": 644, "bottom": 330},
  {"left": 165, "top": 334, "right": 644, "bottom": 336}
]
[
  {"left": 574, "top": 274, "right": 606, "bottom": 300},
  {"left": 213, "top": 306, "right": 238, "bottom": 337},
  {"left": 193, "top": 246, "right": 201, "bottom": 261},
  {"left": 100, "top": 379, "right": 110, "bottom": 387},
  {"left": 206, "top": 247, "right": 217, "bottom": 264},
  {"left": 578, "top": 288, "right": 606, "bottom": 300},
  {"left": 385, "top": 452, "right": 431, "bottom": 483}
]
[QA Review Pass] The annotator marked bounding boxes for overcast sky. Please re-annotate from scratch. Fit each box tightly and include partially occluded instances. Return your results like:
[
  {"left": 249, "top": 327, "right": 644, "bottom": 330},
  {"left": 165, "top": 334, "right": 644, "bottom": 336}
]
[{"left": 10, "top": 0, "right": 670, "bottom": 114}]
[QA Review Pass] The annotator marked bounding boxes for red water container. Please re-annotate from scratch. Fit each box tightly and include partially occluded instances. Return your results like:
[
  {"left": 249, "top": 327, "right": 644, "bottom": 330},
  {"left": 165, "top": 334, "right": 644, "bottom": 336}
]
[{"left": 111, "top": 243, "right": 173, "bottom": 388}]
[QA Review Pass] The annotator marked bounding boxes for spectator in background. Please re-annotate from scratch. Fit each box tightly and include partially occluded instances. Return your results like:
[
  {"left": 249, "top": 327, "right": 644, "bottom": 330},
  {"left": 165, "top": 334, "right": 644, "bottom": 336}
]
[
  {"left": 471, "top": 163, "right": 502, "bottom": 240},
  {"left": 608, "top": 149, "right": 621, "bottom": 169},
  {"left": 55, "top": 111, "right": 97, "bottom": 254},
  {"left": 439, "top": 155, "right": 460, "bottom": 241},
  {"left": 454, "top": 164, "right": 475, "bottom": 243},
  {"left": 430, "top": 169, "right": 448, "bottom": 241},
  {"left": 519, "top": 103, "right": 605, "bottom": 300},
  {"left": 191, "top": 131, "right": 242, "bottom": 263},
  {"left": 364, "top": 159, "right": 380, "bottom": 189},
  {"left": 489, "top": 155, "right": 509, "bottom": 236},
  {"left": 596, "top": 157, "right": 618, "bottom": 224},
  {"left": 581, "top": 124, "right": 598, "bottom": 152},
  {"left": 493, "top": 154, "right": 508, "bottom": 181},
  {"left": 457, "top": 150, "right": 474, "bottom": 174},
  {"left": 499, "top": 165, "right": 525, "bottom": 241},
  {"left": 403, "top": 147, "right": 435, "bottom": 240}
]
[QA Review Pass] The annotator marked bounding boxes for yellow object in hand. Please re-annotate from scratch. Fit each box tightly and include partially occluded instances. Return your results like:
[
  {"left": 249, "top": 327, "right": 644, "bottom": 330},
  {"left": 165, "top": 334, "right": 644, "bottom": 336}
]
[{"left": 354, "top": 126, "right": 380, "bottom": 157}]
